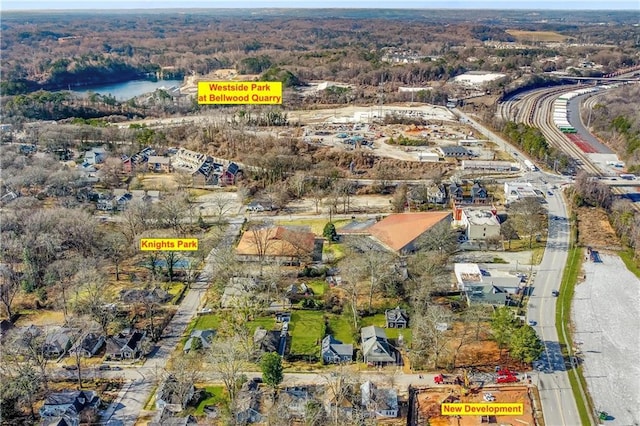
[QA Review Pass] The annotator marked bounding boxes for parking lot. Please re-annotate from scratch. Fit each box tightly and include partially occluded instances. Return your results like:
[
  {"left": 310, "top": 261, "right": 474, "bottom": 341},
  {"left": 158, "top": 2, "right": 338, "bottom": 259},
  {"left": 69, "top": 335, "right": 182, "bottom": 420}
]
[{"left": 572, "top": 253, "right": 640, "bottom": 425}]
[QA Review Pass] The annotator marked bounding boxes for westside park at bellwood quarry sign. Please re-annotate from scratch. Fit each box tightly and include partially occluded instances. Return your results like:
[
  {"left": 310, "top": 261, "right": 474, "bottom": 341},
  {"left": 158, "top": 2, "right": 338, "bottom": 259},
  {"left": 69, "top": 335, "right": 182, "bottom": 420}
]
[{"left": 198, "top": 81, "right": 282, "bottom": 105}]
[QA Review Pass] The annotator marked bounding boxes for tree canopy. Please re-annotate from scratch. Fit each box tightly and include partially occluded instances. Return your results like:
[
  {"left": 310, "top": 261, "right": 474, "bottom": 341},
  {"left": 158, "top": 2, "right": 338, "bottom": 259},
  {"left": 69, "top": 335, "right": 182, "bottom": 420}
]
[{"left": 261, "top": 352, "right": 283, "bottom": 389}]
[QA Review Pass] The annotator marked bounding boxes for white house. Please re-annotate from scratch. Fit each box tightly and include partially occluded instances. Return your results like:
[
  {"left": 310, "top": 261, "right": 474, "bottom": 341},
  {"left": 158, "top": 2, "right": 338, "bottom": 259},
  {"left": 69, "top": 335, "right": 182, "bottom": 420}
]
[{"left": 360, "top": 381, "right": 398, "bottom": 418}]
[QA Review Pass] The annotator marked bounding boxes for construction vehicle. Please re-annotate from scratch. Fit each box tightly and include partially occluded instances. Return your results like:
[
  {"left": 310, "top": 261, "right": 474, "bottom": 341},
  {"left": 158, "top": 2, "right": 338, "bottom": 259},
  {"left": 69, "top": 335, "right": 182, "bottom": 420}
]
[{"left": 434, "top": 374, "right": 462, "bottom": 385}]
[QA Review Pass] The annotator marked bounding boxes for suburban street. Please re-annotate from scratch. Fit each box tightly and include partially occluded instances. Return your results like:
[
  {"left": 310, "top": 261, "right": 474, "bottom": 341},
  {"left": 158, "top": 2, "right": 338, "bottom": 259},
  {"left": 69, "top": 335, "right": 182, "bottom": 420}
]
[{"left": 100, "top": 220, "right": 243, "bottom": 425}]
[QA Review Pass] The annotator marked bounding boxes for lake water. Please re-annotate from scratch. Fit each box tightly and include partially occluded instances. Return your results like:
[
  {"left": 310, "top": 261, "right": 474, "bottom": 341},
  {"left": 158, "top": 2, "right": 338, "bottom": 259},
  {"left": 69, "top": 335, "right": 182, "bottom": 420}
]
[{"left": 69, "top": 78, "right": 184, "bottom": 101}]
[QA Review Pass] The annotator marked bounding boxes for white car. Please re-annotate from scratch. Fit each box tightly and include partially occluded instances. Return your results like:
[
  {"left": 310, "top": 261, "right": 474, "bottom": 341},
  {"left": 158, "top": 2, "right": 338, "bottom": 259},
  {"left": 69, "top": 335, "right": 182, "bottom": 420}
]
[{"left": 483, "top": 393, "right": 496, "bottom": 402}]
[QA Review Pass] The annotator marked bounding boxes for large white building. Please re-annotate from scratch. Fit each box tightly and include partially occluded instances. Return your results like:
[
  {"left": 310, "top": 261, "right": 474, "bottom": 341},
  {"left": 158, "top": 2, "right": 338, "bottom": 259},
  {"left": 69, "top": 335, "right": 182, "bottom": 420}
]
[{"left": 457, "top": 208, "right": 501, "bottom": 241}]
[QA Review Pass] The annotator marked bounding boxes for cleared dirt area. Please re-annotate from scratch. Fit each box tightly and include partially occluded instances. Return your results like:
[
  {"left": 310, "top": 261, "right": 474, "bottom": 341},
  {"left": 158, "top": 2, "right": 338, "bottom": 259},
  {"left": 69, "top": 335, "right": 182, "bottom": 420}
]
[
  {"left": 506, "top": 29, "right": 568, "bottom": 42},
  {"left": 576, "top": 207, "right": 622, "bottom": 250},
  {"left": 415, "top": 385, "right": 537, "bottom": 425}
]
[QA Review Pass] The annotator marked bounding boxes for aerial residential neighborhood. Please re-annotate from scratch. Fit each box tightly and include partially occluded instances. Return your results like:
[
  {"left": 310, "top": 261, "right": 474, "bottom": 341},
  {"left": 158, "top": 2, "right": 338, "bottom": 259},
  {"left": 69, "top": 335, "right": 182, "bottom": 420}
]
[{"left": 1, "top": 3, "right": 639, "bottom": 426}]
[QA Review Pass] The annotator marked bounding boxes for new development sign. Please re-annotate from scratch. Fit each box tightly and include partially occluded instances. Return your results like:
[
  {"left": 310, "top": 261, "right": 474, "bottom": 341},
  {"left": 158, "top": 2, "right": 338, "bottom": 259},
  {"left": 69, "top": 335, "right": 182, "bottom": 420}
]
[{"left": 441, "top": 403, "right": 524, "bottom": 416}]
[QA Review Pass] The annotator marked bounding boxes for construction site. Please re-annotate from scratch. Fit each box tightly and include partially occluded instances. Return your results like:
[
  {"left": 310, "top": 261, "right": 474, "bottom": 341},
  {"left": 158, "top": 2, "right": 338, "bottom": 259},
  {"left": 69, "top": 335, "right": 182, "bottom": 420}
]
[{"left": 410, "top": 369, "right": 540, "bottom": 426}]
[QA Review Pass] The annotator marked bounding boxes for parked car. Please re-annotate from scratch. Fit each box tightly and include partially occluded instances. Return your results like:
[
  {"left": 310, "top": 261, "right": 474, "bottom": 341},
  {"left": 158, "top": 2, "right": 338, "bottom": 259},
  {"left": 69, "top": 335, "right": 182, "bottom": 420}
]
[
  {"left": 98, "top": 365, "right": 111, "bottom": 371},
  {"left": 63, "top": 365, "right": 78, "bottom": 371}
]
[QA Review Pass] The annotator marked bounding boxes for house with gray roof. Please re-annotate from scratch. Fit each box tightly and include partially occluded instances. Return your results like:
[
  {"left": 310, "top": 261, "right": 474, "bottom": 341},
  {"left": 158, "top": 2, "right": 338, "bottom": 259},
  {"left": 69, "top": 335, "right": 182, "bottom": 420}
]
[
  {"left": 43, "top": 328, "right": 73, "bottom": 359},
  {"left": 156, "top": 375, "right": 196, "bottom": 412},
  {"left": 361, "top": 326, "right": 397, "bottom": 365},
  {"left": 71, "top": 332, "right": 105, "bottom": 358},
  {"left": 183, "top": 329, "right": 215, "bottom": 353},
  {"left": 321, "top": 335, "right": 353, "bottom": 364},
  {"left": 39, "top": 390, "right": 100, "bottom": 424},
  {"left": 385, "top": 307, "right": 409, "bottom": 329},
  {"left": 105, "top": 329, "right": 146, "bottom": 360}
]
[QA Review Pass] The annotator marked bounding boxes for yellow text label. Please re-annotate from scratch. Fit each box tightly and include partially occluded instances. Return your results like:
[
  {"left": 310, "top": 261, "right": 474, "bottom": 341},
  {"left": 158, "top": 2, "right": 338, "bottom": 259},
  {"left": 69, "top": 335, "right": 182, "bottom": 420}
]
[
  {"left": 197, "top": 81, "right": 282, "bottom": 104},
  {"left": 140, "top": 238, "right": 199, "bottom": 251},
  {"left": 441, "top": 403, "right": 524, "bottom": 416}
]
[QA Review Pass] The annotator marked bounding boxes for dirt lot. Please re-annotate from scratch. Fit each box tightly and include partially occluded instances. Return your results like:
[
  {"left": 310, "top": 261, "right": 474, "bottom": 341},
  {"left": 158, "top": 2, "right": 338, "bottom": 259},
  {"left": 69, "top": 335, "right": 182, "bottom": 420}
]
[
  {"left": 576, "top": 206, "right": 621, "bottom": 250},
  {"left": 415, "top": 385, "right": 537, "bottom": 426},
  {"left": 506, "top": 29, "right": 568, "bottom": 42}
]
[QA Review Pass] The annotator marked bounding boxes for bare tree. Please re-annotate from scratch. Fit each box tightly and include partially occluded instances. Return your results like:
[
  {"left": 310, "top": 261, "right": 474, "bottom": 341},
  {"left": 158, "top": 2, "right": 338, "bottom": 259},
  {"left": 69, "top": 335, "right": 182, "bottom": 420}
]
[
  {"left": 209, "top": 192, "right": 236, "bottom": 224},
  {"left": 207, "top": 333, "right": 250, "bottom": 413},
  {"left": 321, "top": 366, "right": 360, "bottom": 426},
  {"left": 509, "top": 197, "right": 545, "bottom": 248},
  {"left": 245, "top": 222, "right": 277, "bottom": 276},
  {"left": 414, "top": 220, "right": 458, "bottom": 254},
  {"left": 411, "top": 304, "right": 452, "bottom": 369},
  {"left": 101, "top": 230, "right": 131, "bottom": 281},
  {"left": 0, "top": 257, "right": 21, "bottom": 320}
]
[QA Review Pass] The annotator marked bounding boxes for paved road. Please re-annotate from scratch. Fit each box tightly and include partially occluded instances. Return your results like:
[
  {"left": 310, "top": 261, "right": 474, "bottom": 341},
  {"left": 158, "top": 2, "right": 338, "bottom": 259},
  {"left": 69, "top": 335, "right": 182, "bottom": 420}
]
[
  {"left": 454, "top": 107, "right": 582, "bottom": 425},
  {"left": 100, "top": 220, "right": 243, "bottom": 425},
  {"left": 527, "top": 180, "right": 581, "bottom": 426}
]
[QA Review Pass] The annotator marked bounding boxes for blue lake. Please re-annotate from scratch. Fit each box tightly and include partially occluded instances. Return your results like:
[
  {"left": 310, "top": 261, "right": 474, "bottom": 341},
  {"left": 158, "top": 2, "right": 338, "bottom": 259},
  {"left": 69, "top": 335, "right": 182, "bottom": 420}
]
[{"left": 69, "top": 78, "right": 184, "bottom": 101}]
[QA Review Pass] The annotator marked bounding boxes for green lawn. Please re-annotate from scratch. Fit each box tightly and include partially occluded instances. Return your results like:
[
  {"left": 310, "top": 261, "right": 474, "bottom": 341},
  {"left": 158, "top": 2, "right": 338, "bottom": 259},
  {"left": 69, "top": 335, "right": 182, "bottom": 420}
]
[
  {"left": 327, "top": 314, "right": 355, "bottom": 344},
  {"left": 307, "top": 280, "right": 328, "bottom": 298},
  {"left": 191, "top": 313, "right": 222, "bottom": 331},
  {"left": 322, "top": 242, "right": 346, "bottom": 262},
  {"left": 247, "top": 316, "right": 275, "bottom": 334},
  {"left": 361, "top": 313, "right": 413, "bottom": 344},
  {"left": 619, "top": 248, "right": 640, "bottom": 278},
  {"left": 289, "top": 311, "right": 325, "bottom": 356},
  {"left": 194, "top": 386, "right": 227, "bottom": 415}
]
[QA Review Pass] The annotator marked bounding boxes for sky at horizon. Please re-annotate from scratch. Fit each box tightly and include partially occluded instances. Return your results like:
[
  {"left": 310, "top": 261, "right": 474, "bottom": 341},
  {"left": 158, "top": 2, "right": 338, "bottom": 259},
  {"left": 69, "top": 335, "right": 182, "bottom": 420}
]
[{"left": 2, "top": 0, "right": 639, "bottom": 10}]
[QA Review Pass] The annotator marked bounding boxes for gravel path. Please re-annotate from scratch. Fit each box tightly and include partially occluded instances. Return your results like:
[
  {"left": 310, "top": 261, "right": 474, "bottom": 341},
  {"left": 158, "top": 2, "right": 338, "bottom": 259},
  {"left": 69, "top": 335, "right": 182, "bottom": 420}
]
[{"left": 572, "top": 253, "right": 640, "bottom": 425}]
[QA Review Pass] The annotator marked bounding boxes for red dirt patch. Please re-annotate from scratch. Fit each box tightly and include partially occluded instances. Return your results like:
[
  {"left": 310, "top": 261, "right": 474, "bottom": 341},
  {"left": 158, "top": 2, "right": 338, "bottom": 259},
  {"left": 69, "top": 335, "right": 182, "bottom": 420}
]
[{"left": 415, "top": 385, "right": 537, "bottom": 425}]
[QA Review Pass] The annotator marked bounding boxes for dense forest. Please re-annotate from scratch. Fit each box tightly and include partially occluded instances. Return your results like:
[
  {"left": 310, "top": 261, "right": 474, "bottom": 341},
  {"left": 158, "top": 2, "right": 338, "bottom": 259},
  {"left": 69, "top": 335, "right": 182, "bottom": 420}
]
[
  {"left": 1, "top": 9, "right": 638, "bottom": 95},
  {"left": 583, "top": 85, "right": 640, "bottom": 172}
]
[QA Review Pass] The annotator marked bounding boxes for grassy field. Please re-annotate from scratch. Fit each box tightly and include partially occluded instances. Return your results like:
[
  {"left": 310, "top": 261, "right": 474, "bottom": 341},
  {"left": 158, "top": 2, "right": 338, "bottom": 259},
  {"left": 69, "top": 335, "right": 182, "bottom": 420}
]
[
  {"left": 360, "top": 313, "right": 413, "bottom": 344},
  {"left": 289, "top": 311, "right": 324, "bottom": 356},
  {"left": 327, "top": 314, "right": 355, "bottom": 344},
  {"left": 194, "top": 385, "right": 227, "bottom": 415},
  {"left": 307, "top": 280, "right": 328, "bottom": 297},
  {"left": 322, "top": 242, "right": 346, "bottom": 262},
  {"left": 506, "top": 29, "right": 567, "bottom": 42},
  {"left": 275, "top": 218, "right": 350, "bottom": 235},
  {"left": 247, "top": 316, "right": 276, "bottom": 334},
  {"left": 191, "top": 313, "right": 222, "bottom": 331}
]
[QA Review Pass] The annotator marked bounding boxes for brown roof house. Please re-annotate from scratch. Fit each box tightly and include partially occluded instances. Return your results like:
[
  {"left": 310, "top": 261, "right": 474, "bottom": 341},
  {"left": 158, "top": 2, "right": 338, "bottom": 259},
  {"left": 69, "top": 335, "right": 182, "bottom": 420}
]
[
  {"left": 236, "top": 226, "right": 320, "bottom": 265},
  {"left": 368, "top": 212, "right": 452, "bottom": 254}
]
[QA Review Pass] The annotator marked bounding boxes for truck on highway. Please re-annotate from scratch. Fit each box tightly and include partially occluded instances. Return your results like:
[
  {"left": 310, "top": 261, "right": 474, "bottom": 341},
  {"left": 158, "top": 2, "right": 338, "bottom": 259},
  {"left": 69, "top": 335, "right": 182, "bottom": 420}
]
[{"left": 524, "top": 159, "right": 537, "bottom": 171}]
